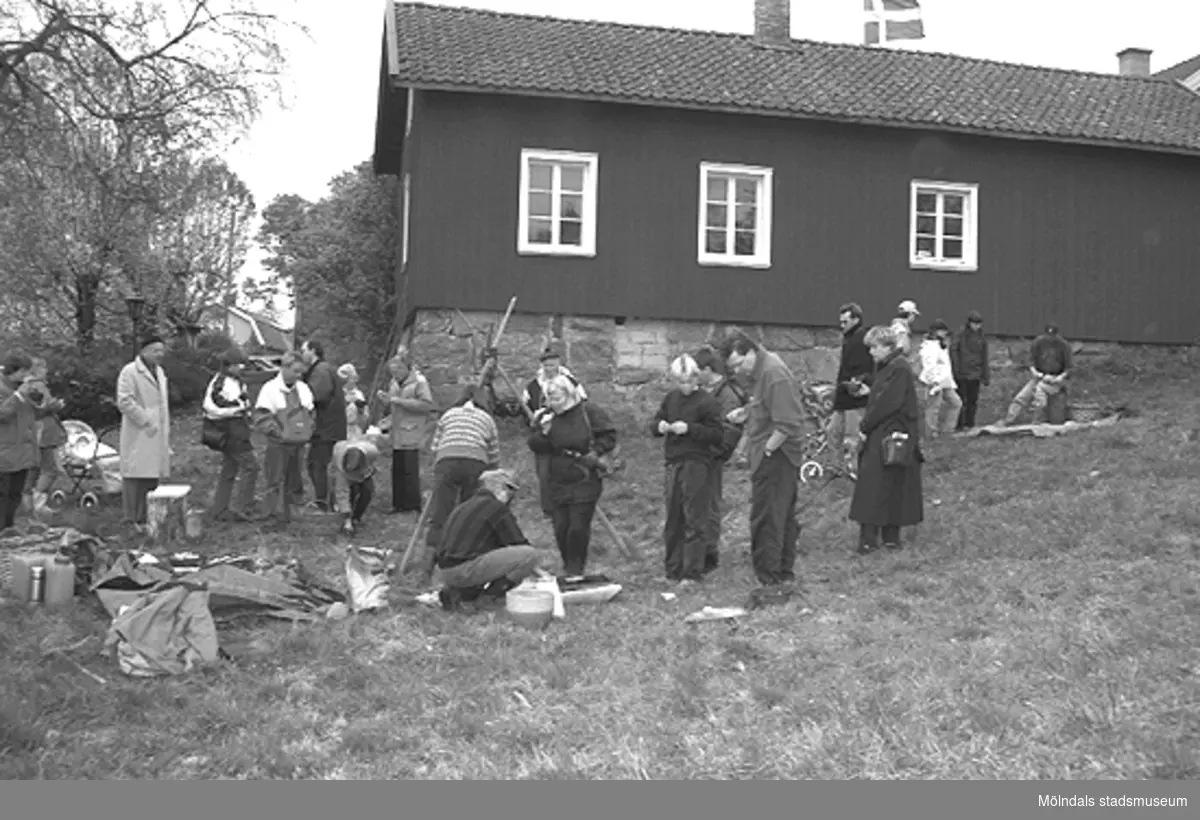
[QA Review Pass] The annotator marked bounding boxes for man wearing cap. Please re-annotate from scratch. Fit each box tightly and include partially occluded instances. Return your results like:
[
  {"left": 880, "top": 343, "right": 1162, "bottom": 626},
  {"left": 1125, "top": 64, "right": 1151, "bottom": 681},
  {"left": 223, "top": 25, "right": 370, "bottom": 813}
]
[
  {"left": 950, "top": 311, "right": 990, "bottom": 431},
  {"left": 332, "top": 436, "right": 379, "bottom": 535},
  {"left": 203, "top": 348, "right": 259, "bottom": 522},
  {"left": 434, "top": 468, "right": 542, "bottom": 612},
  {"left": 521, "top": 340, "right": 586, "bottom": 517},
  {"left": 892, "top": 300, "right": 927, "bottom": 439},
  {"left": 116, "top": 335, "right": 171, "bottom": 526},
  {"left": 418, "top": 385, "right": 501, "bottom": 584},
  {"left": 1003, "top": 323, "right": 1073, "bottom": 426}
]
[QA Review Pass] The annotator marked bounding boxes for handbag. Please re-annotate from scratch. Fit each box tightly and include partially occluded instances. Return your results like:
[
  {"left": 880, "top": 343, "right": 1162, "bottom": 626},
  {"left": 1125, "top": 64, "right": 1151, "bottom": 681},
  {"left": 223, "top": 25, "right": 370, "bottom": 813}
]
[
  {"left": 201, "top": 417, "right": 228, "bottom": 452},
  {"left": 881, "top": 430, "right": 913, "bottom": 468}
]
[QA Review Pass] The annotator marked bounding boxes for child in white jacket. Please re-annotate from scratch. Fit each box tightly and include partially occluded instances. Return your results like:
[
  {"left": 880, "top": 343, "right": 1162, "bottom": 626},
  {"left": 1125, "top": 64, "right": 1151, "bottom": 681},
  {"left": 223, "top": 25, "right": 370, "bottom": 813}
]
[{"left": 918, "top": 320, "right": 963, "bottom": 439}]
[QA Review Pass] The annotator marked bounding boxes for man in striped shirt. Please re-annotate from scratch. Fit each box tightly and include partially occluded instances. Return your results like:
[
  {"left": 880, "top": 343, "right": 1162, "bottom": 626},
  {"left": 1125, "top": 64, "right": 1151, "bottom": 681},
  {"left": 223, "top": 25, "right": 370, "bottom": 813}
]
[
  {"left": 435, "top": 468, "right": 541, "bottom": 611},
  {"left": 417, "top": 386, "right": 501, "bottom": 583}
]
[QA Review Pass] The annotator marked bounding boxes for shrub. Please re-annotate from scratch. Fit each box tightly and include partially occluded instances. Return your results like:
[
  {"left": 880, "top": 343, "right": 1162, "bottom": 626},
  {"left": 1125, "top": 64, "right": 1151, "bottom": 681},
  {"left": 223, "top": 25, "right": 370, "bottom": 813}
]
[{"left": 161, "top": 332, "right": 239, "bottom": 409}]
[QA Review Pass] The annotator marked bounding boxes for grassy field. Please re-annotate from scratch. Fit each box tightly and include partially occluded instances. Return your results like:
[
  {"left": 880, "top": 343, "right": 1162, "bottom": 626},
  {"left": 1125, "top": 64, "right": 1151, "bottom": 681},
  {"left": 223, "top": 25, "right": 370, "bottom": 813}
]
[{"left": 2, "top": 349, "right": 1199, "bottom": 779}]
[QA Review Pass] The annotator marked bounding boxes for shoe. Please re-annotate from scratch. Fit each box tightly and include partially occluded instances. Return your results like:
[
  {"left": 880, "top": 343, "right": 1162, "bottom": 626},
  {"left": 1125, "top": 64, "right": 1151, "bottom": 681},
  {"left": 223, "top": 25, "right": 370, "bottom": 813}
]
[
  {"left": 883, "top": 542, "right": 903, "bottom": 551},
  {"left": 341, "top": 517, "right": 356, "bottom": 536},
  {"left": 438, "top": 587, "right": 463, "bottom": 612},
  {"left": 676, "top": 579, "right": 699, "bottom": 589}
]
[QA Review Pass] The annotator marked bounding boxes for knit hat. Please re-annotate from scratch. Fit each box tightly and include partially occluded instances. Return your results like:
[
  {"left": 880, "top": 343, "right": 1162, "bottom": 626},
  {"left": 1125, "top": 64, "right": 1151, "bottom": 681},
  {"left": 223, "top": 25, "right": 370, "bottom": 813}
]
[
  {"left": 967, "top": 310, "right": 983, "bottom": 323},
  {"left": 140, "top": 334, "right": 165, "bottom": 350},
  {"left": 539, "top": 340, "right": 566, "bottom": 362}
]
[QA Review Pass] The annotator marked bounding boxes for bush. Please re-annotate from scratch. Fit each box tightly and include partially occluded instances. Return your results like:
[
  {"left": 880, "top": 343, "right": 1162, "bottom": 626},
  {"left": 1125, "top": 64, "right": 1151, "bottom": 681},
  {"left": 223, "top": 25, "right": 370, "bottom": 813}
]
[{"left": 161, "top": 332, "right": 239, "bottom": 409}]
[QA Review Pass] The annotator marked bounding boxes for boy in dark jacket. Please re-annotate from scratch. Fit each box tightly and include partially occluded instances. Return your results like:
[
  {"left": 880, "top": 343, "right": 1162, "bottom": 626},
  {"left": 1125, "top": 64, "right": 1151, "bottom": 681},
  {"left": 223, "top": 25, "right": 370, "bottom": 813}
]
[
  {"left": 692, "top": 346, "right": 748, "bottom": 574},
  {"left": 950, "top": 310, "right": 990, "bottom": 430},
  {"left": 830, "top": 303, "right": 875, "bottom": 475},
  {"left": 651, "top": 353, "right": 725, "bottom": 585}
]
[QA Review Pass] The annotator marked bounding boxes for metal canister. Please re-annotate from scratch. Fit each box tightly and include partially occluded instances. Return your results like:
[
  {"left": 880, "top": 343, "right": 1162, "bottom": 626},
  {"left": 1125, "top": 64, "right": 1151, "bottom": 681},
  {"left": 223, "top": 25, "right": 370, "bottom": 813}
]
[{"left": 30, "top": 565, "right": 46, "bottom": 604}]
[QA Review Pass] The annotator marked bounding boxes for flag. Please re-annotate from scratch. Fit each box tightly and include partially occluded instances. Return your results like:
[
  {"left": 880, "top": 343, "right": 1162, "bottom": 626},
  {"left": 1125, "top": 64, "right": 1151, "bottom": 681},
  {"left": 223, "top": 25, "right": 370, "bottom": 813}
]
[{"left": 864, "top": 0, "right": 926, "bottom": 46}]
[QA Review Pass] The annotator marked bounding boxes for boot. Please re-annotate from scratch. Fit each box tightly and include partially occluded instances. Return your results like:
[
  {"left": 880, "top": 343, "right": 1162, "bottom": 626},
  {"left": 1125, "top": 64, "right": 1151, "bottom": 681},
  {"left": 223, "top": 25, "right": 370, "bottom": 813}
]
[{"left": 31, "top": 490, "right": 49, "bottom": 515}]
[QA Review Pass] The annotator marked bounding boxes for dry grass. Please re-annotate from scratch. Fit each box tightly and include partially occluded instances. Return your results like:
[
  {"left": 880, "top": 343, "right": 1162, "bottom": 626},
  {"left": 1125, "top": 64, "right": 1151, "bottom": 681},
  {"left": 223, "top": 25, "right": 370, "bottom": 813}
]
[{"left": 2, "top": 350, "right": 1199, "bottom": 779}]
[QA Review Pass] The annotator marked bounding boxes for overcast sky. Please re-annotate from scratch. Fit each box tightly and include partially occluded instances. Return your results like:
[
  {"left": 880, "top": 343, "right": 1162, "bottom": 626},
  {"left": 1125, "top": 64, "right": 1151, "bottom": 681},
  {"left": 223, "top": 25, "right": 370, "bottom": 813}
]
[{"left": 224, "top": 0, "right": 1200, "bottom": 324}]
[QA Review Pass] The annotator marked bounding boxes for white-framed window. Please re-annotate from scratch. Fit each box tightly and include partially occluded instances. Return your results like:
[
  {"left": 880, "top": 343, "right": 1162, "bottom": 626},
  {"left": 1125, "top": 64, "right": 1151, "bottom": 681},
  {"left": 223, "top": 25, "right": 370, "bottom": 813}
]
[
  {"left": 517, "top": 149, "right": 598, "bottom": 257},
  {"left": 697, "top": 162, "right": 773, "bottom": 269},
  {"left": 910, "top": 180, "right": 979, "bottom": 272}
]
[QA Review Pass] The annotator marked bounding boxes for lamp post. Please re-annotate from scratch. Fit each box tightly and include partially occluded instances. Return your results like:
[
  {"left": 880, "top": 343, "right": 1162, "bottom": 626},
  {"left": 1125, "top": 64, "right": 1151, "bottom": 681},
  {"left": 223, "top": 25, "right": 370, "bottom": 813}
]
[{"left": 126, "top": 294, "right": 145, "bottom": 360}]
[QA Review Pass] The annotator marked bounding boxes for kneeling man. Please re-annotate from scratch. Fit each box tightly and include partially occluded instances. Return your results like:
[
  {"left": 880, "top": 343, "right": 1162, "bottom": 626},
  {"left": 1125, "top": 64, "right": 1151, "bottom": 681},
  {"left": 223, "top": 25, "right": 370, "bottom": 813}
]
[{"left": 435, "top": 468, "right": 542, "bottom": 611}]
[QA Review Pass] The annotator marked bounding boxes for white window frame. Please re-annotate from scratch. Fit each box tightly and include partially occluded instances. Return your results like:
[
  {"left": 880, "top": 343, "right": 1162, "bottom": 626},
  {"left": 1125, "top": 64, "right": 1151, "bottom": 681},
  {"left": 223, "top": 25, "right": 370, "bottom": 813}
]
[
  {"left": 697, "top": 162, "right": 773, "bottom": 269},
  {"left": 909, "top": 180, "right": 979, "bottom": 272},
  {"left": 517, "top": 149, "right": 599, "bottom": 257}
]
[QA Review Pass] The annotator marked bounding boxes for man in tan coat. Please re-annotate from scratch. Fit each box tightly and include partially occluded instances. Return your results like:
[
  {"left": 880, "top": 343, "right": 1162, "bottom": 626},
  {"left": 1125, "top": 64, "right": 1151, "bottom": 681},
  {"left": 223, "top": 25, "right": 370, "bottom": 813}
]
[{"left": 116, "top": 335, "right": 171, "bottom": 525}]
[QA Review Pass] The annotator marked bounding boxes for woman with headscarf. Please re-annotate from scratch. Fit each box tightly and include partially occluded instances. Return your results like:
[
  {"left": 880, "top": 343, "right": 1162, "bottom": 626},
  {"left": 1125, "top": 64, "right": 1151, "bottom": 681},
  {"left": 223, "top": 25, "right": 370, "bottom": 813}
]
[
  {"left": 527, "top": 375, "right": 618, "bottom": 578},
  {"left": 849, "top": 324, "right": 924, "bottom": 554}
]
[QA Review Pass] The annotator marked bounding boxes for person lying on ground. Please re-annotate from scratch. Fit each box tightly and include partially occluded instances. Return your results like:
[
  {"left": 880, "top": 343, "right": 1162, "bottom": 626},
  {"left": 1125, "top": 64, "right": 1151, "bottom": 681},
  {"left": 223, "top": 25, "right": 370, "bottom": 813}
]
[{"left": 434, "top": 468, "right": 542, "bottom": 612}]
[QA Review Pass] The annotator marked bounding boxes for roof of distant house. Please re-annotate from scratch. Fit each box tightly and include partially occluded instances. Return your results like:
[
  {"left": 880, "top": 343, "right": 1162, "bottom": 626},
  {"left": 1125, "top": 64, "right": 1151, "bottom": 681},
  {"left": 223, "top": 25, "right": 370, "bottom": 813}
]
[
  {"left": 1154, "top": 53, "right": 1200, "bottom": 86},
  {"left": 385, "top": 2, "right": 1200, "bottom": 158}
]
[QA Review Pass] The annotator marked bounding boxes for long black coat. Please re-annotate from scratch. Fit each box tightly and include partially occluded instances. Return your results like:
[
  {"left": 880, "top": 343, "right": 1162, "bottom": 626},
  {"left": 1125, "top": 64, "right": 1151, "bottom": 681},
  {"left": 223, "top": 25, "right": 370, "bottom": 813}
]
[
  {"left": 527, "top": 402, "right": 617, "bottom": 507},
  {"left": 849, "top": 352, "right": 924, "bottom": 527}
]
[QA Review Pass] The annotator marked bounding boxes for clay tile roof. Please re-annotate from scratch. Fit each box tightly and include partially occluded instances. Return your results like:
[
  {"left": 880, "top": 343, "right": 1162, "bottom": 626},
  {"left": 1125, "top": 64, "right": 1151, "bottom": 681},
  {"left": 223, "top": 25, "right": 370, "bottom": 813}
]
[{"left": 386, "top": 2, "right": 1200, "bottom": 157}]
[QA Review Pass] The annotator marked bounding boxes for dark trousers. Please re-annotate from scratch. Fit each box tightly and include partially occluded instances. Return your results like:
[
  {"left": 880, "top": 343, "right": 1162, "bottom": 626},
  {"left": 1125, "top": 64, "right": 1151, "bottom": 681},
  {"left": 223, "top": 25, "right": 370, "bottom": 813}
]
[
  {"left": 0, "top": 469, "right": 29, "bottom": 530},
  {"left": 286, "top": 446, "right": 305, "bottom": 504},
  {"left": 263, "top": 441, "right": 305, "bottom": 524},
  {"left": 348, "top": 476, "right": 374, "bottom": 522},
  {"left": 749, "top": 452, "right": 799, "bottom": 587},
  {"left": 956, "top": 379, "right": 982, "bottom": 430},
  {"left": 121, "top": 477, "right": 159, "bottom": 525},
  {"left": 307, "top": 439, "right": 336, "bottom": 509},
  {"left": 664, "top": 459, "right": 713, "bottom": 582},
  {"left": 550, "top": 500, "right": 597, "bottom": 577},
  {"left": 704, "top": 462, "right": 724, "bottom": 573},
  {"left": 210, "top": 448, "right": 259, "bottom": 517},
  {"left": 391, "top": 448, "right": 422, "bottom": 512},
  {"left": 424, "top": 457, "right": 487, "bottom": 550},
  {"left": 860, "top": 524, "right": 901, "bottom": 549}
]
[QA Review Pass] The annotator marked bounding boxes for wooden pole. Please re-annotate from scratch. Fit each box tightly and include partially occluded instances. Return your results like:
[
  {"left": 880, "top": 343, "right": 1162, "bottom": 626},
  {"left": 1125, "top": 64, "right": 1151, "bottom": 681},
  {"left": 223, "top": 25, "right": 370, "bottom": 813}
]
[{"left": 398, "top": 491, "right": 432, "bottom": 574}]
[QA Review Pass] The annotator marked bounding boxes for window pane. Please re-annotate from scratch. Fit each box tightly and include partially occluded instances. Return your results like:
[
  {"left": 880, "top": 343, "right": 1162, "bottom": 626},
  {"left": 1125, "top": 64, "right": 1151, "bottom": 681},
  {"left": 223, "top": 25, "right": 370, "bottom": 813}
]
[
  {"left": 943, "top": 216, "right": 964, "bottom": 238},
  {"left": 529, "top": 162, "right": 553, "bottom": 190},
  {"left": 560, "top": 220, "right": 582, "bottom": 246},
  {"left": 943, "top": 195, "right": 965, "bottom": 216},
  {"left": 529, "top": 192, "right": 552, "bottom": 218},
  {"left": 707, "top": 175, "right": 728, "bottom": 202},
  {"left": 528, "top": 218, "right": 553, "bottom": 245},
  {"left": 734, "top": 178, "right": 757, "bottom": 205},
  {"left": 942, "top": 239, "right": 964, "bottom": 259},
  {"left": 734, "top": 230, "right": 756, "bottom": 256},
  {"left": 916, "top": 215, "right": 937, "bottom": 235},
  {"left": 915, "top": 236, "right": 936, "bottom": 257},
  {"left": 705, "top": 228, "right": 726, "bottom": 254},
  {"left": 735, "top": 204, "right": 756, "bottom": 230},
  {"left": 706, "top": 204, "right": 727, "bottom": 230},
  {"left": 560, "top": 194, "right": 583, "bottom": 220},
  {"left": 915, "top": 192, "right": 937, "bottom": 213},
  {"left": 560, "top": 164, "right": 585, "bottom": 193}
]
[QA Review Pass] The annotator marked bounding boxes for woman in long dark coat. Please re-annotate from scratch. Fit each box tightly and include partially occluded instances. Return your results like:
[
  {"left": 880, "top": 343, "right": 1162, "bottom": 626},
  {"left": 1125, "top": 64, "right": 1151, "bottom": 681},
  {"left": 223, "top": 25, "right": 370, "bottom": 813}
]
[
  {"left": 849, "top": 324, "right": 924, "bottom": 554},
  {"left": 528, "top": 375, "right": 617, "bottom": 578}
]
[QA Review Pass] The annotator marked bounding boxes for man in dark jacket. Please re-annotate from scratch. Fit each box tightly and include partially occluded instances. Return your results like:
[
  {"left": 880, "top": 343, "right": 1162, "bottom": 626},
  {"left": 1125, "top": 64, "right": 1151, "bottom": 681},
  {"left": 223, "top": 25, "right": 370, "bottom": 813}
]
[
  {"left": 435, "top": 468, "right": 542, "bottom": 612},
  {"left": 692, "top": 346, "right": 748, "bottom": 575},
  {"left": 830, "top": 302, "right": 875, "bottom": 476},
  {"left": 1003, "top": 324, "right": 1073, "bottom": 426},
  {"left": 298, "top": 339, "right": 348, "bottom": 512},
  {"left": 950, "top": 310, "right": 990, "bottom": 430}
]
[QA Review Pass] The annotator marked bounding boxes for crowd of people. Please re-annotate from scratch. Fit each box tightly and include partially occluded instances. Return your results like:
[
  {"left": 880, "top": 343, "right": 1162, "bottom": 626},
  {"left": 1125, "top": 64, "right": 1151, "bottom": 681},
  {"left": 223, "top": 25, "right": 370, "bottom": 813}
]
[{"left": 0, "top": 307, "right": 1074, "bottom": 610}]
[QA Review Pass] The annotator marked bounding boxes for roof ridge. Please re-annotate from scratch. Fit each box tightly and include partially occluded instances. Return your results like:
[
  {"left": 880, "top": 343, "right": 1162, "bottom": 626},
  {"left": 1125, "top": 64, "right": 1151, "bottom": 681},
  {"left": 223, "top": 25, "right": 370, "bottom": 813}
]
[{"left": 396, "top": 1, "right": 1178, "bottom": 86}]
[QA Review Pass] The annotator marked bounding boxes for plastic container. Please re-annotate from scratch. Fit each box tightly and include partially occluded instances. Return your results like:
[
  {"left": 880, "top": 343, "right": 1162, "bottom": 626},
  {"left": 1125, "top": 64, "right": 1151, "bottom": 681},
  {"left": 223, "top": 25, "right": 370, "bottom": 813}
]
[
  {"left": 44, "top": 552, "right": 76, "bottom": 607},
  {"left": 9, "top": 553, "right": 47, "bottom": 603},
  {"left": 505, "top": 588, "right": 556, "bottom": 631}
]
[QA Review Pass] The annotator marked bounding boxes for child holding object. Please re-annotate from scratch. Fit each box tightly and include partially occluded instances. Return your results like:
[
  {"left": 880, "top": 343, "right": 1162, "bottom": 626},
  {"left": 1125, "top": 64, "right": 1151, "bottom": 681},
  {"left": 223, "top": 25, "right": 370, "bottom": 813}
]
[{"left": 650, "top": 354, "right": 725, "bottom": 586}]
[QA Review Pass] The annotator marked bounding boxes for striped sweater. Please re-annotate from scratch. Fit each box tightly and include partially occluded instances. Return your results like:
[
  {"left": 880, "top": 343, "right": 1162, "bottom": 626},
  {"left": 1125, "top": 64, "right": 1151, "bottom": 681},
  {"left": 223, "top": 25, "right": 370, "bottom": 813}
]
[{"left": 431, "top": 404, "right": 500, "bottom": 466}]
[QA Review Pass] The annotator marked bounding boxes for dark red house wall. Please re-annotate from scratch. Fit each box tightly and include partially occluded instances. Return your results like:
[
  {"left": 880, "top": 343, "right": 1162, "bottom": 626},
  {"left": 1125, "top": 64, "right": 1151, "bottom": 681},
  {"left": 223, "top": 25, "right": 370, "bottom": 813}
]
[{"left": 401, "top": 90, "right": 1200, "bottom": 344}]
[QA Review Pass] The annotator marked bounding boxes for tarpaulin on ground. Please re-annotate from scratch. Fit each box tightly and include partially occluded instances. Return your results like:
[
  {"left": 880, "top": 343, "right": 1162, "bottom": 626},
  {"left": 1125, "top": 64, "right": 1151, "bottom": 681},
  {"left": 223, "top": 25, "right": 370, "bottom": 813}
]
[{"left": 102, "top": 580, "right": 220, "bottom": 678}]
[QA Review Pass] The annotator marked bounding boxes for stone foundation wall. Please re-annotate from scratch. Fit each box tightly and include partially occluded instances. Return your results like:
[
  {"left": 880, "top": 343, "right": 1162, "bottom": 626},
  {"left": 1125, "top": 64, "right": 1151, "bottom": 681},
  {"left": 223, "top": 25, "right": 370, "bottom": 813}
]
[{"left": 407, "top": 309, "right": 1192, "bottom": 407}]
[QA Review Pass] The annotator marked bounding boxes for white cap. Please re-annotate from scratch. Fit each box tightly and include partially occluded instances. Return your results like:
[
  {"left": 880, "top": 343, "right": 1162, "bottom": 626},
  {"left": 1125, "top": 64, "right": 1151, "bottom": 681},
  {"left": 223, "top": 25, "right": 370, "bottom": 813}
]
[{"left": 897, "top": 300, "right": 920, "bottom": 316}]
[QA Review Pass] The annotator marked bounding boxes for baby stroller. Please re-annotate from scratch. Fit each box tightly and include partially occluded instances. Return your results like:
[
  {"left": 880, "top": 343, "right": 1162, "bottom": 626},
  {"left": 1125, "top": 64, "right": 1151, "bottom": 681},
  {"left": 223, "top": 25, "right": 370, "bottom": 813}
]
[
  {"left": 797, "top": 382, "right": 854, "bottom": 484},
  {"left": 45, "top": 420, "right": 124, "bottom": 511}
]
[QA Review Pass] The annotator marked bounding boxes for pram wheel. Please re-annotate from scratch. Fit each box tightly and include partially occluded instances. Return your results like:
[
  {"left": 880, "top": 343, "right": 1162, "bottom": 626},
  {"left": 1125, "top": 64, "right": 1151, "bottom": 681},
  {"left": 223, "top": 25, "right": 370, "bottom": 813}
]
[
  {"left": 48, "top": 490, "right": 68, "bottom": 510},
  {"left": 799, "top": 461, "right": 824, "bottom": 484},
  {"left": 80, "top": 492, "right": 99, "bottom": 510}
]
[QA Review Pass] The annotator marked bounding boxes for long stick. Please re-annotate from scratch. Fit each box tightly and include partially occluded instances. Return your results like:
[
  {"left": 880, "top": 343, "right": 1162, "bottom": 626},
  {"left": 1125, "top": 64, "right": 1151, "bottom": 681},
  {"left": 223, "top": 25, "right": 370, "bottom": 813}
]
[
  {"left": 491, "top": 295, "right": 518, "bottom": 349},
  {"left": 493, "top": 362, "right": 638, "bottom": 561},
  {"left": 398, "top": 492, "right": 432, "bottom": 574}
]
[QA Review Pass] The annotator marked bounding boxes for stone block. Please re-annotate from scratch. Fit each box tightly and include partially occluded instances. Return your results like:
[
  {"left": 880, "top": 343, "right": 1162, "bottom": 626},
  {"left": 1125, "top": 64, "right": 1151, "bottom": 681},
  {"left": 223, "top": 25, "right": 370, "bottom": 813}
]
[
  {"left": 565, "top": 315, "right": 610, "bottom": 333},
  {"left": 761, "top": 325, "right": 817, "bottom": 350},
  {"left": 812, "top": 328, "right": 843, "bottom": 348},
  {"left": 666, "top": 320, "right": 716, "bottom": 352},
  {"left": 794, "top": 348, "right": 841, "bottom": 384}
]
